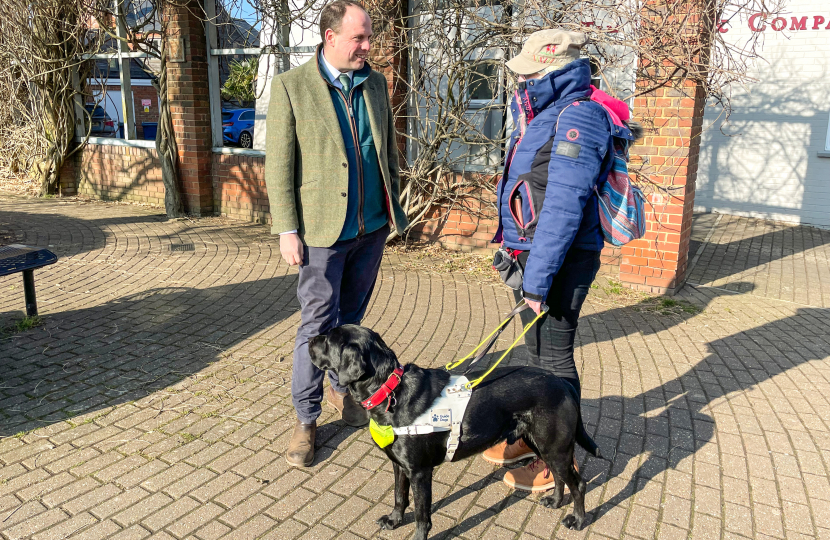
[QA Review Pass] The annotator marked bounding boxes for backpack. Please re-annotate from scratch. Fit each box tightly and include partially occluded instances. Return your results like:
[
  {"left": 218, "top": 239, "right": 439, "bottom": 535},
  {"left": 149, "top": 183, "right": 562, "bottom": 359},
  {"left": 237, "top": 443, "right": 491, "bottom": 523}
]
[
  {"left": 594, "top": 139, "right": 646, "bottom": 246},
  {"left": 586, "top": 88, "right": 646, "bottom": 246}
]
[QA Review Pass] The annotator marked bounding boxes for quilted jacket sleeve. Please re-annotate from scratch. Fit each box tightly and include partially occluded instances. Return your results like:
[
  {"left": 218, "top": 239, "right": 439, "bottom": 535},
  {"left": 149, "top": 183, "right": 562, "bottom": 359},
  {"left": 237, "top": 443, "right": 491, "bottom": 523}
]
[{"left": 522, "top": 102, "right": 611, "bottom": 302}]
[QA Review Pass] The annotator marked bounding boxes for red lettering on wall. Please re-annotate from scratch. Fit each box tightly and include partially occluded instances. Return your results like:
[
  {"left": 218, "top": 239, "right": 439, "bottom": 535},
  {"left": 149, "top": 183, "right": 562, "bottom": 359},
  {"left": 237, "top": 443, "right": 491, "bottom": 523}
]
[
  {"left": 717, "top": 19, "right": 730, "bottom": 33},
  {"left": 748, "top": 13, "right": 767, "bottom": 31},
  {"left": 748, "top": 12, "right": 830, "bottom": 31}
]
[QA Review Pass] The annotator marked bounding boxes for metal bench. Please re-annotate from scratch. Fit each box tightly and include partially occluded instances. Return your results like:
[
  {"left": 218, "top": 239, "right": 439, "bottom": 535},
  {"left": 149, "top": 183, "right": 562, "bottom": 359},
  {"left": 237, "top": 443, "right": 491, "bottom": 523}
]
[{"left": 0, "top": 245, "right": 58, "bottom": 317}]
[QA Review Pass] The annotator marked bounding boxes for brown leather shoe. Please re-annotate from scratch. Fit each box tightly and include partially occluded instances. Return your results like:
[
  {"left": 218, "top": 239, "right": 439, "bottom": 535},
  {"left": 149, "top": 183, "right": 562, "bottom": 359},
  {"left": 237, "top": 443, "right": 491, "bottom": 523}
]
[
  {"left": 503, "top": 457, "right": 556, "bottom": 492},
  {"left": 482, "top": 439, "right": 536, "bottom": 465},
  {"left": 503, "top": 457, "right": 579, "bottom": 493},
  {"left": 327, "top": 386, "right": 369, "bottom": 427},
  {"left": 286, "top": 420, "right": 316, "bottom": 467}
]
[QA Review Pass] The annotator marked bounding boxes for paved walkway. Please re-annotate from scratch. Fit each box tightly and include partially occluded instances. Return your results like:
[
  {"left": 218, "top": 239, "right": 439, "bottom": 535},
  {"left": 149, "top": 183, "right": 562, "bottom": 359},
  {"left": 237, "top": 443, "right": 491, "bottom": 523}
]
[{"left": 1, "top": 195, "right": 829, "bottom": 540}]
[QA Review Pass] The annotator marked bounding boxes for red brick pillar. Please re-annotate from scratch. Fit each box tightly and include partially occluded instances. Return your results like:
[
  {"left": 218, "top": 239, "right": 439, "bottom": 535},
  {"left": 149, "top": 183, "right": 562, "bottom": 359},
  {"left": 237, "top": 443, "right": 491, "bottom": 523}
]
[
  {"left": 166, "top": 0, "right": 213, "bottom": 216},
  {"left": 619, "top": 1, "right": 709, "bottom": 295}
]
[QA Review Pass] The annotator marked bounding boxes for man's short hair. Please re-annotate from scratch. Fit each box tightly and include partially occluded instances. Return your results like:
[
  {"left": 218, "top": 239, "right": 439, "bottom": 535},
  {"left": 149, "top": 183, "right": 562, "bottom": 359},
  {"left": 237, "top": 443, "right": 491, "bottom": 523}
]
[{"left": 320, "top": 0, "right": 366, "bottom": 38}]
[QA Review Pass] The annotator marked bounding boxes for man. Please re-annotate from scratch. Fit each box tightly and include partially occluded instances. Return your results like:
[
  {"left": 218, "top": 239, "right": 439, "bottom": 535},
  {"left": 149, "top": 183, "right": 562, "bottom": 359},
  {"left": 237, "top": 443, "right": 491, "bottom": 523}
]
[
  {"left": 483, "top": 30, "right": 634, "bottom": 491},
  {"left": 264, "top": 0, "right": 409, "bottom": 468}
]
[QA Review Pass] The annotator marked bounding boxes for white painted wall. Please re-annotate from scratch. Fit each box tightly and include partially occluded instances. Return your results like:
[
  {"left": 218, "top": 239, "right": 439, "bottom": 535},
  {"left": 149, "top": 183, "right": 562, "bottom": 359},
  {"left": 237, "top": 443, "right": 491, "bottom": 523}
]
[{"left": 697, "top": 0, "right": 830, "bottom": 227}]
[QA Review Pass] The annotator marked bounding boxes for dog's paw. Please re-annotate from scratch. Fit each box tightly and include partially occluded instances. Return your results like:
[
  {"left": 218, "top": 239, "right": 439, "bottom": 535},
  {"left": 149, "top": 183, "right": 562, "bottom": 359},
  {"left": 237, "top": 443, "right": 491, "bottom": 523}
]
[
  {"left": 540, "top": 493, "right": 565, "bottom": 509},
  {"left": 377, "top": 515, "right": 400, "bottom": 530},
  {"left": 562, "top": 514, "right": 586, "bottom": 530}
]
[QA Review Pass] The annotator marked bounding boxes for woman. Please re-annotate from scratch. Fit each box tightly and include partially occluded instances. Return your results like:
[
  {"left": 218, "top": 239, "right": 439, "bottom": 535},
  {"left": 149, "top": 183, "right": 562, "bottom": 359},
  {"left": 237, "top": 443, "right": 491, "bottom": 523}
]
[{"left": 483, "top": 28, "right": 636, "bottom": 492}]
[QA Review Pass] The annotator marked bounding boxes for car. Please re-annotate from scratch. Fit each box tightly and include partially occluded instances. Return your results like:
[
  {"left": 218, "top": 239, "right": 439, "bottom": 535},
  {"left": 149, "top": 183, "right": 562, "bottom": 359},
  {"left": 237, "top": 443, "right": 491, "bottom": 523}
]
[
  {"left": 84, "top": 104, "right": 118, "bottom": 137},
  {"left": 222, "top": 108, "right": 255, "bottom": 148}
]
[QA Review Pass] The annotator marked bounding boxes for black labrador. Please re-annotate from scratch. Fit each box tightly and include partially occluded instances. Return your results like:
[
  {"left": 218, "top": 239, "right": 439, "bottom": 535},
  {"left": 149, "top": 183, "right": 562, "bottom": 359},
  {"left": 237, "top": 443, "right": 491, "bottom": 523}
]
[{"left": 309, "top": 324, "right": 603, "bottom": 540}]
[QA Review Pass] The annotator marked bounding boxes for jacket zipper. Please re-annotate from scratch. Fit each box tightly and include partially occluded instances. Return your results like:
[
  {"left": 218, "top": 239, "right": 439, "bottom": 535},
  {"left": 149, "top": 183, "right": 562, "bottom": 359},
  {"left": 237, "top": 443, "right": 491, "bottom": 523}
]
[{"left": 335, "top": 86, "right": 365, "bottom": 236}]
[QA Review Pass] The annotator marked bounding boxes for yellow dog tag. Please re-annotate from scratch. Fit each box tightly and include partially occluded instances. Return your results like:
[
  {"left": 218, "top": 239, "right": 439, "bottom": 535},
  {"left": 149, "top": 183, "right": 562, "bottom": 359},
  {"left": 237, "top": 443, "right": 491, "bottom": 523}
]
[{"left": 369, "top": 419, "right": 395, "bottom": 448}]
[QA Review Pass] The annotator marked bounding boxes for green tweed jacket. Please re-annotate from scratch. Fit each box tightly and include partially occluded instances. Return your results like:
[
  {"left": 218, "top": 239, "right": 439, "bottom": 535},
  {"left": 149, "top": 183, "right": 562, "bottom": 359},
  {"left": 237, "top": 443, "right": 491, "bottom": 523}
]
[{"left": 264, "top": 51, "right": 409, "bottom": 247}]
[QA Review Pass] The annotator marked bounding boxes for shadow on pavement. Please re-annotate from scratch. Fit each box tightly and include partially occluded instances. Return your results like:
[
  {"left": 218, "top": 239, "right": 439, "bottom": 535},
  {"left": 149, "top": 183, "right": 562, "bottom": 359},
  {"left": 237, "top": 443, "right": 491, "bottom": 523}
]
[
  {"left": 685, "top": 217, "right": 830, "bottom": 290},
  {"left": 434, "top": 285, "right": 830, "bottom": 536},
  {"left": 0, "top": 275, "right": 299, "bottom": 437}
]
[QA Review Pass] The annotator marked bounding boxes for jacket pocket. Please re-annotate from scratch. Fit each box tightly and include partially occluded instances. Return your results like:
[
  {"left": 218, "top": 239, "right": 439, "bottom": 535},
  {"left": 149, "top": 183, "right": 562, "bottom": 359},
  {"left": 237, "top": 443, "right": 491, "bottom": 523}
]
[{"left": 508, "top": 178, "right": 539, "bottom": 241}]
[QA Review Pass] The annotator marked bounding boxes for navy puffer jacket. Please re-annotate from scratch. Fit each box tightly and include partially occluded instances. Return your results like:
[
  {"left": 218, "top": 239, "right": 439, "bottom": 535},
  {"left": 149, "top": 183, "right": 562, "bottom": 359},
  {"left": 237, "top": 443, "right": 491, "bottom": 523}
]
[{"left": 493, "top": 59, "right": 631, "bottom": 302}]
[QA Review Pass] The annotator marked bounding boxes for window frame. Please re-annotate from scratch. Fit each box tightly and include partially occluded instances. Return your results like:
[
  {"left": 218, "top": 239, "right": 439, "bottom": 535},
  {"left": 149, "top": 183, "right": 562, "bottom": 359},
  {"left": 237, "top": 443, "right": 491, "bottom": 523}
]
[
  {"left": 465, "top": 60, "right": 500, "bottom": 105},
  {"left": 824, "top": 112, "right": 830, "bottom": 153},
  {"left": 204, "top": 0, "right": 316, "bottom": 157},
  {"left": 74, "top": 0, "right": 155, "bottom": 148}
]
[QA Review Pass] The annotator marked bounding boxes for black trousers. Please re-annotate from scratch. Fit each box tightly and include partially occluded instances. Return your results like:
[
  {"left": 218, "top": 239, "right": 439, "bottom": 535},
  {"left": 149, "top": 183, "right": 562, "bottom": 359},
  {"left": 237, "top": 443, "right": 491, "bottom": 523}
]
[{"left": 513, "top": 248, "right": 602, "bottom": 397}]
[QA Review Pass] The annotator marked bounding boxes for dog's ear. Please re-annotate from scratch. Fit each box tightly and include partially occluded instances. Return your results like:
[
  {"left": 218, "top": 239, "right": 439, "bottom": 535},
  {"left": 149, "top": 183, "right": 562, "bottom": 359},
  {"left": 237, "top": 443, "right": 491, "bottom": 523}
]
[
  {"left": 336, "top": 343, "right": 367, "bottom": 387},
  {"left": 308, "top": 334, "right": 331, "bottom": 371}
]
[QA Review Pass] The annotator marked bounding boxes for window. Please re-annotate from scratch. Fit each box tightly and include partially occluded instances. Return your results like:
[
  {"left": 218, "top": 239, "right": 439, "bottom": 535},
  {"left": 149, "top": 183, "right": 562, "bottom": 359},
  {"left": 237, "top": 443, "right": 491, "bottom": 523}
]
[
  {"left": 467, "top": 62, "right": 498, "bottom": 101},
  {"left": 589, "top": 58, "right": 602, "bottom": 90},
  {"left": 205, "top": 0, "right": 318, "bottom": 154},
  {"left": 75, "top": 0, "right": 158, "bottom": 147},
  {"left": 586, "top": 55, "right": 636, "bottom": 110}
]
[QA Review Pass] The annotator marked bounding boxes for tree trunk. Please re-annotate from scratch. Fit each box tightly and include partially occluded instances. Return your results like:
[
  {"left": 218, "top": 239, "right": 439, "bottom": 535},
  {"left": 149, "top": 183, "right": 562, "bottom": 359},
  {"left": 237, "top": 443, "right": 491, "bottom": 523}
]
[{"left": 153, "top": 14, "right": 184, "bottom": 219}]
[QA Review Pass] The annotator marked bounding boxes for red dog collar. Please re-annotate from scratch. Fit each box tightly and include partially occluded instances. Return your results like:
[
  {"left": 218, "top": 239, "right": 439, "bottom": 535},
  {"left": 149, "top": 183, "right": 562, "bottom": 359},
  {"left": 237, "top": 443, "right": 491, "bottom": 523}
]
[{"left": 361, "top": 365, "right": 404, "bottom": 410}]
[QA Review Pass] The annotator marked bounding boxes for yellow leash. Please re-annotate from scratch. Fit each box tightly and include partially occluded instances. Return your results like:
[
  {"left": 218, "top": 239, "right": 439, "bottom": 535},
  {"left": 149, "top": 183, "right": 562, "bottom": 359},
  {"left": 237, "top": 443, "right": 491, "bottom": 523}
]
[
  {"left": 445, "top": 299, "right": 548, "bottom": 389},
  {"left": 445, "top": 304, "right": 523, "bottom": 371}
]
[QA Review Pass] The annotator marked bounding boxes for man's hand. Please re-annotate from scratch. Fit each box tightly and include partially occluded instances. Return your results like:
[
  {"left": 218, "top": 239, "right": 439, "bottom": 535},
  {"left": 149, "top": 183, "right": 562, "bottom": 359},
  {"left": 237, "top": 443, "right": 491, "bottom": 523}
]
[
  {"left": 526, "top": 299, "right": 543, "bottom": 315},
  {"left": 280, "top": 233, "right": 304, "bottom": 266}
]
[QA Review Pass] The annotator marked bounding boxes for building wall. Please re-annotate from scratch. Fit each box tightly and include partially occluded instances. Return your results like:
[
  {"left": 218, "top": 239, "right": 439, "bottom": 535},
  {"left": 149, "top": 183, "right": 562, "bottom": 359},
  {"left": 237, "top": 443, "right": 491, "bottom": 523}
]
[
  {"left": 75, "top": 144, "right": 165, "bottom": 206},
  {"left": 212, "top": 154, "right": 270, "bottom": 224},
  {"left": 697, "top": 1, "right": 830, "bottom": 227}
]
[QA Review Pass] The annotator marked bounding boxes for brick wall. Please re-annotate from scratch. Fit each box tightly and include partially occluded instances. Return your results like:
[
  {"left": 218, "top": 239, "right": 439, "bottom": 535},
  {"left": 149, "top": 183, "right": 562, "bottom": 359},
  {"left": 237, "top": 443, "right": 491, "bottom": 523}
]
[
  {"left": 58, "top": 153, "right": 78, "bottom": 197},
  {"left": 74, "top": 144, "right": 165, "bottom": 205},
  {"left": 212, "top": 154, "right": 270, "bottom": 224},
  {"left": 415, "top": 196, "right": 499, "bottom": 252}
]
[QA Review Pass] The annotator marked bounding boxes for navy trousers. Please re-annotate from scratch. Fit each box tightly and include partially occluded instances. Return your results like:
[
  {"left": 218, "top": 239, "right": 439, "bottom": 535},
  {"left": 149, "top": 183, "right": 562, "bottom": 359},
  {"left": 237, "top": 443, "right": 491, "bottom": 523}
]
[{"left": 292, "top": 223, "right": 389, "bottom": 424}]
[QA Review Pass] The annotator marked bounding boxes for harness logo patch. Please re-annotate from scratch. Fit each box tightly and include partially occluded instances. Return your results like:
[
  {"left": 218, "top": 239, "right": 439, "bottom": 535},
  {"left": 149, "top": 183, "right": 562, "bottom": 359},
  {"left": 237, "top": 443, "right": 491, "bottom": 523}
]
[
  {"left": 566, "top": 129, "right": 580, "bottom": 141},
  {"left": 430, "top": 409, "right": 452, "bottom": 427}
]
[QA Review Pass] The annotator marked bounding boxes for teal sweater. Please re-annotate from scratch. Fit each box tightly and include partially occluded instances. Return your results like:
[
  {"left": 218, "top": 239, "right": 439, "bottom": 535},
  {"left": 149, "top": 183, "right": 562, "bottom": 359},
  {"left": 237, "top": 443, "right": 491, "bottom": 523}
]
[{"left": 317, "top": 52, "right": 388, "bottom": 241}]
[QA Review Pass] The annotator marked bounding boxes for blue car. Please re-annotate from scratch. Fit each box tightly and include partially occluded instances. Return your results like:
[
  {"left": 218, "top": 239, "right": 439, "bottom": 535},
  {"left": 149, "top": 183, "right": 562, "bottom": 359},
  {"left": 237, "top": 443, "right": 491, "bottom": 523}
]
[{"left": 222, "top": 108, "right": 255, "bottom": 148}]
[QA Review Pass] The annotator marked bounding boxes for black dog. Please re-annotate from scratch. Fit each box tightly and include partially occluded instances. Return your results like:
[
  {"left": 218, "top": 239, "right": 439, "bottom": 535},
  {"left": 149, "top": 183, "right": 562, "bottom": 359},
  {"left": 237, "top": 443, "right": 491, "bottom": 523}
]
[{"left": 309, "top": 325, "right": 603, "bottom": 540}]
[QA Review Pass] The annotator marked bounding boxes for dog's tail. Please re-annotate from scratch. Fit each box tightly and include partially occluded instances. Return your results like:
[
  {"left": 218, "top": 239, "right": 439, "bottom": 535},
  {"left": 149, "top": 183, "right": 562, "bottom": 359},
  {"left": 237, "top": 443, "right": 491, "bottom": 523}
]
[{"left": 575, "top": 410, "right": 604, "bottom": 460}]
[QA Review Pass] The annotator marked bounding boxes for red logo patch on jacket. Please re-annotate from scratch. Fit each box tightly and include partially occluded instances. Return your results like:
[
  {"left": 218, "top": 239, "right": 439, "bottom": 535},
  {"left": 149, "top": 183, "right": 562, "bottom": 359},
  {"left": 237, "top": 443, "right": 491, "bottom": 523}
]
[{"left": 566, "top": 129, "right": 580, "bottom": 141}]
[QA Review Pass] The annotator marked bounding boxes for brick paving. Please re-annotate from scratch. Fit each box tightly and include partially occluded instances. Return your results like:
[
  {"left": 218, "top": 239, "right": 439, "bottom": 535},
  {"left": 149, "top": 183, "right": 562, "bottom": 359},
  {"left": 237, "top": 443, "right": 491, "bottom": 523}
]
[
  {"left": 686, "top": 213, "right": 830, "bottom": 308},
  {"left": 1, "top": 194, "right": 829, "bottom": 540}
]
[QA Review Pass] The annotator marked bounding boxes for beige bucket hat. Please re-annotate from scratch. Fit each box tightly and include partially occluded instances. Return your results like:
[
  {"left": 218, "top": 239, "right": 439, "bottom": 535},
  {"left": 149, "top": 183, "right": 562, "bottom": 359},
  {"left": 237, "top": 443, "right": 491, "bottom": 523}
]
[{"left": 506, "top": 29, "right": 588, "bottom": 75}]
